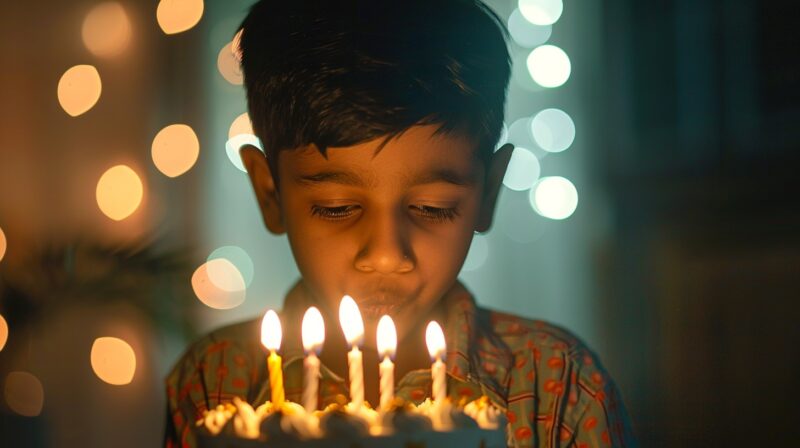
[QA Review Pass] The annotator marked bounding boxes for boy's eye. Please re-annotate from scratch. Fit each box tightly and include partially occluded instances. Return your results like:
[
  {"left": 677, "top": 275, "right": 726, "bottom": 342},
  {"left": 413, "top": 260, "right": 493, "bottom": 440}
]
[
  {"left": 411, "top": 205, "right": 460, "bottom": 223},
  {"left": 310, "top": 205, "right": 360, "bottom": 220},
  {"left": 309, "top": 204, "right": 459, "bottom": 223}
]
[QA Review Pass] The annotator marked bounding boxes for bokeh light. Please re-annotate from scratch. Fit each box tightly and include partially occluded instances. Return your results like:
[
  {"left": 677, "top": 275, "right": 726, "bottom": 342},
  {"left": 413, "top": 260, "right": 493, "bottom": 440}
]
[
  {"left": 156, "top": 0, "right": 204, "bottom": 35},
  {"left": 518, "top": 0, "right": 563, "bottom": 26},
  {"left": 462, "top": 234, "right": 489, "bottom": 272},
  {"left": 191, "top": 260, "right": 246, "bottom": 310},
  {"left": 503, "top": 147, "right": 541, "bottom": 191},
  {"left": 228, "top": 113, "right": 254, "bottom": 139},
  {"left": 0, "top": 226, "right": 6, "bottom": 263},
  {"left": 0, "top": 314, "right": 7, "bottom": 352},
  {"left": 4, "top": 372, "right": 44, "bottom": 417},
  {"left": 90, "top": 337, "right": 136, "bottom": 386},
  {"left": 217, "top": 41, "right": 243, "bottom": 85},
  {"left": 507, "top": 117, "right": 536, "bottom": 150},
  {"left": 529, "top": 176, "right": 578, "bottom": 220},
  {"left": 96, "top": 165, "right": 144, "bottom": 221},
  {"left": 526, "top": 45, "right": 571, "bottom": 88},
  {"left": 208, "top": 246, "right": 254, "bottom": 288},
  {"left": 57, "top": 65, "right": 102, "bottom": 117},
  {"left": 225, "top": 134, "right": 262, "bottom": 173},
  {"left": 531, "top": 108, "right": 576, "bottom": 153},
  {"left": 151, "top": 124, "right": 200, "bottom": 178},
  {"left": 508, "top": 8, "right": 552, "bottom": 48},
  {"left": 82, "top": 2, "right": 131, "bottom": 57}
]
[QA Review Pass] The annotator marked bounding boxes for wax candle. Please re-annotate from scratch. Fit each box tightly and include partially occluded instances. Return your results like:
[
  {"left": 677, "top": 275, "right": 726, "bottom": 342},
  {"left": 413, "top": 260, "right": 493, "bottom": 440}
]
[
  {"left": 425, "top": 321, "right": 447, "bottom": 403},
  {"left": 339, "top": 295, "right": 365, "bottom": 409},
  {"left": 377, "top": 315, "right": 397, "bottom": 412},
  {"left": 261, "top": 310, "right": 284, "bottom": 408},
  {"left": 301, "top": 306, "right": 325, "bottom": 413}
]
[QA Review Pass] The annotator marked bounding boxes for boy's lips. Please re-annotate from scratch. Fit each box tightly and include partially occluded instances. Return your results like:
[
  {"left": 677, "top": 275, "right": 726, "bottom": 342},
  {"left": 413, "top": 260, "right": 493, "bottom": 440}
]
[{"left": 352, "top": 289, "right": 414, "bottom": 319}]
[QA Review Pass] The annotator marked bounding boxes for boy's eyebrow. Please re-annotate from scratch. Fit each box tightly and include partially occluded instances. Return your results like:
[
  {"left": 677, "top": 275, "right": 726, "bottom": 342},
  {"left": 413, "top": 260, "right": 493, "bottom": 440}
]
[{"left": 296, "top": 168, "right": 474, "bottom": 187}]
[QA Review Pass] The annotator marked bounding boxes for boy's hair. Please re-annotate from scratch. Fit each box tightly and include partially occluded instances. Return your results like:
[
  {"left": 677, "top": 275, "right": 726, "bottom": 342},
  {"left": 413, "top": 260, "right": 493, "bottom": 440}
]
[{"left": 238, "top": 0, "right": 511, "bottom": 173}]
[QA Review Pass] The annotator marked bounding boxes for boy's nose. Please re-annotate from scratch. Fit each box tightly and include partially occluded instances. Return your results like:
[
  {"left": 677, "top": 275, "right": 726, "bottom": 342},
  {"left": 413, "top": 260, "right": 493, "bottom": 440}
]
[{"left": 354, "top": 210, "right": 415, "bottom": 275}]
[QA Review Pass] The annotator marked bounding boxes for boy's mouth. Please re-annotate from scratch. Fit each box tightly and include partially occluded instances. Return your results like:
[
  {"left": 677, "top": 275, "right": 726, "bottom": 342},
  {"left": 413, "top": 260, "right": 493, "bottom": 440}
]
[{"left": 354, "top": 289, "right": 411, "bottom": 320}]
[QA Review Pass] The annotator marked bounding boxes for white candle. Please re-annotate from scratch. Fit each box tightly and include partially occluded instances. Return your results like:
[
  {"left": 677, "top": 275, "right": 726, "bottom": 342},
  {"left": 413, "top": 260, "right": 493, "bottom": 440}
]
[
  {"left": 377, "top": 315, "right": 397, "bottom": 412},
  {"left": 425, "top": 321, "right": 447, "bottom": 403},
  {"left": 339, "top": 295, "right": 365, "bottom": 409},
  {"left": 301, "top": 307, "right": 325, "bottom": 413}
]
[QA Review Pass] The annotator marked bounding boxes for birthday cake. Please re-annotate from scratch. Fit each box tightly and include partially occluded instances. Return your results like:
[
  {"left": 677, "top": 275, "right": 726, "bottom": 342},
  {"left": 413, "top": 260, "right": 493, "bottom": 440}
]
[{"left": 195, "top": 395, "right": 507, "bottom": 448}]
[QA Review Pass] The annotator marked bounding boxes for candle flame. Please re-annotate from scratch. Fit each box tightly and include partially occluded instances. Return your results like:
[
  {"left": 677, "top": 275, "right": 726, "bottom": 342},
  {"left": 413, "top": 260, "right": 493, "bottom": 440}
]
[
  {"left": 261, "top": 309, "right": 282, "bottom": 351},
  {"left": 425, "top": 321, "right": 446, "bottom": 361},
  {"left": 376, "top": 315, "right": 397, "bottom": 359},
  {"left": 338, "top": 295, "right": 364, "bottom": 347},
  {"left": 302, "top": 306, "right": 325, "bottom": 355}
]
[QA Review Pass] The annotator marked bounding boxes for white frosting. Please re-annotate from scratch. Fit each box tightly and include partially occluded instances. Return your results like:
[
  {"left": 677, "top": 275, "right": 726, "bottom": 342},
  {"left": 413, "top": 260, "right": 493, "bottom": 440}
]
[
  {"left": 463, "top": 397, "right": 505, "bottom": 430},
  {"left": 199, "top": 395, "right": 500, "bottom": 440},
  {"left": 201, "top": 404, "right": 235, "bottom": 435}
]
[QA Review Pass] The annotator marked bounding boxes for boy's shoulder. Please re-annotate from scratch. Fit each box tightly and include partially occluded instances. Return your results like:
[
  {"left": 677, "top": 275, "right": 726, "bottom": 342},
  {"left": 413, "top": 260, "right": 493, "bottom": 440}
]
[{"left": 476, "top": 306, "right": 609, "bottom": 381}]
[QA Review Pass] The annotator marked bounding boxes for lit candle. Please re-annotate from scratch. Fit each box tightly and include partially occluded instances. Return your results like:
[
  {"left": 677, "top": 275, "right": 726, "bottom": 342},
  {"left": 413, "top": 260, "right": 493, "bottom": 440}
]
[
  {"left": 339, "top": 295, "right": 365, "bottom": 409},
  {"left": 377, "top": 315, "right": 397, "bottom": 412},
  {"left": 301, "top": 306, "right": 325, "bottom": 413},
  {"left": 261, "top": 310, "right": 284, "bottom": 408},
  {"left": 425, "top": 321, "right": 447, "bottom": 403}
]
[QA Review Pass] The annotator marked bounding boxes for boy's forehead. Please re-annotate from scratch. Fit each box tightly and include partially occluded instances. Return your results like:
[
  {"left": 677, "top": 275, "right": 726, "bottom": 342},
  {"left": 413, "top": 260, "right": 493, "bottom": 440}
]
[{"left": 282, "top": 127, "right": 483, "bottom": 187}]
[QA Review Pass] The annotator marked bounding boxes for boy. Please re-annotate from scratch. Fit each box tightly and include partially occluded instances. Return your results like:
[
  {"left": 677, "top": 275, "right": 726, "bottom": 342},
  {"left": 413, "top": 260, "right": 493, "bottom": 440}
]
[{"left": 165, "top": 0, "right": 636, "bottom": 447}]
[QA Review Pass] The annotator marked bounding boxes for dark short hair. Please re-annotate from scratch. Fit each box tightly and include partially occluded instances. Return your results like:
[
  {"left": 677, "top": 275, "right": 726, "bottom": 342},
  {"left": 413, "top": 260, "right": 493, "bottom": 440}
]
[{"left": 237, "top": 0, "right": 510, "bottom": 171}]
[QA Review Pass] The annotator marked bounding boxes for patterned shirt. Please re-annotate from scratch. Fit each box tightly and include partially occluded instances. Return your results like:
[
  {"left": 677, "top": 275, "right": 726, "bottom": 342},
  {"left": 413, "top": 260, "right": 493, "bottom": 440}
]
[{"left": 165, "top": 281, "right": 636, "bottom": 447}]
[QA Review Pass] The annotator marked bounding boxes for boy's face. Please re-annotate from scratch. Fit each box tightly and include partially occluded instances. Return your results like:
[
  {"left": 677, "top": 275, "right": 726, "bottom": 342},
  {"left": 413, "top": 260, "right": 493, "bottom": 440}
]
[{"left": 242, "top": 125, "right": 511, "bottom": 340}]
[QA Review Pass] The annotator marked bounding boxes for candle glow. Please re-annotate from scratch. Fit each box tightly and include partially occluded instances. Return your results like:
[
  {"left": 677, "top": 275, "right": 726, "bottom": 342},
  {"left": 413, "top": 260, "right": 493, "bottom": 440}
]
[
  {"left": 261, "top": 310, "right": 284, "bottom": 407},
  {"left": 339, "top": 295, "right": 365, "bottom": 409},
  {"left": 301, "top": 307, "right": 325, "bottom": 412},
  {"left": 426, "top": 321, "right": 447, "bottom": 403},
  {"left": 377, "top": 315, "right": 397, "bottom": 412}
]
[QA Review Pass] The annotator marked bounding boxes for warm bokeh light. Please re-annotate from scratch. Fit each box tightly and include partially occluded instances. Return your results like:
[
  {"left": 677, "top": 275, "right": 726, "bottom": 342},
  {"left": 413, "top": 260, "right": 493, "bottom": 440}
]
[
  {"left": 151, "top": 124, "right": 200, "bottom": 178},
  {"left": 231, "top": 29, "right": 243, "bottom": 62},
  {"left": 526, "top": 45, "right": 571, "bottom": 88},
  {"left": 531, "top": 108, "right": 575, "bottom": 153},
  {"left": 191, "top": 260, "right": 246, "bottom": 310},
  {"left": 217, "top": 41, "right": 243, "bottom": 85},
  {"left": 90, "top": 337, "right": 136, "bottom": 386},
  {"left": 96, "top": 165, "right": 144, "bottom": 221},
  {"left": 208, "top": 246, "right": 254, "bottom": 287},
  {"left": 226, "top": 134, "right": 262, "bottom": 173},
  {"left": 156, "top": 0, "right": 204, "bottom": 35},
  {"left": 503, "top": 147, "right": 541, "bottom": 191},
  {"left": 508, "top": 8, "right": 552, "bottom": 48},
  {"left": 338, "top": 295, "right": 364, "bottom": 347},
  {"left": 425, "top": 321, "right": 446, "bottom": 360},
  {"left": 261, "top": 310, "right": 282, "bottom": 351},
  {"left": 0, "top": 314, "right": 7, "bottom": 352},
  {"left": 228, "top": 113, "right": 254, "bottom": 139},
  {"left": 4, "top": 371, "right": 44, "bottom": 417},
  {"left": 376, "top": 315, "right": 397, "bottom": 359},
  {"left": 0, "top": 226, "right": 6, "bottom": 263},
  {"left": 530, "top": 176, "right": 579, "bottom": 220},
  {"left": 82, "top": 2, "right": 131, "bottom": 57},
  {"left": 57, "top": 65, "right": 102, "bottom": 117},
  {"left": 518, "top": 0, "right": 563, "bottom": 26},
  {"left": 301, "top": 307, "right": 325, "bottom": 355},
  {"left": 205, "top": 257, "right": 246, "bottom": 292},
  {"left": 462, "top": 234, "right": 489, "bottom": 272}
]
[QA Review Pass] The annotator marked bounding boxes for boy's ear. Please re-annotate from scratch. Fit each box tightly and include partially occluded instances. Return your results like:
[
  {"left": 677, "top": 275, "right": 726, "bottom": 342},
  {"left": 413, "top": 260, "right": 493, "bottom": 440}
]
[
  {"left": 475, "top": 143, "right": 513, "bottom": 233},
  {"left": 240, "top": 145, "right": 286, "bottom": 234}
]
